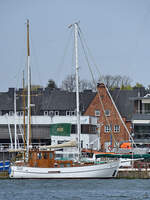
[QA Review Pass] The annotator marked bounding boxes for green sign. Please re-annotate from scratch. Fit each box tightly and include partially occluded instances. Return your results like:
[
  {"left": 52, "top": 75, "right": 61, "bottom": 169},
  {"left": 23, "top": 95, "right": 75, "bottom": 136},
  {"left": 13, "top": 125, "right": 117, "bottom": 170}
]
[{"left": 50, "top": 123, "right": 71, "bottom": 136}]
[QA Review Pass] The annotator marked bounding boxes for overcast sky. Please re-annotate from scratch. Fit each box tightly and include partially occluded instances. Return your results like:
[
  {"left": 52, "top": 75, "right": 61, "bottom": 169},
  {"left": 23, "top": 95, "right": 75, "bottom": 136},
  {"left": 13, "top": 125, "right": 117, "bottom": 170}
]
[{"left": 1, "top": 0, "right": 150, "bottom": 91}]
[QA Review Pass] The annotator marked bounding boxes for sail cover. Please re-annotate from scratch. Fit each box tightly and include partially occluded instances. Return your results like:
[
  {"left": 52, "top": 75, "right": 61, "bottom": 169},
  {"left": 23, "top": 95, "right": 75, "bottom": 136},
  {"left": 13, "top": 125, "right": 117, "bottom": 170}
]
[
  {"left": 50, "top": 123, "right": 71, "bottom": 136},
  {"left": 39, "top": 140, "right": 77, "bottom": 149}
]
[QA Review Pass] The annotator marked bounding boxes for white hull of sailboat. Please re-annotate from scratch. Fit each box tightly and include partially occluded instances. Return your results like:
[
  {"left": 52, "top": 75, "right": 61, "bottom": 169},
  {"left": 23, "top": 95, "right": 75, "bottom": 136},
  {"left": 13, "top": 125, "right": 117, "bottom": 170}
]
[{"left": 9, "top": 161, "right": 119, "bottom": 179}]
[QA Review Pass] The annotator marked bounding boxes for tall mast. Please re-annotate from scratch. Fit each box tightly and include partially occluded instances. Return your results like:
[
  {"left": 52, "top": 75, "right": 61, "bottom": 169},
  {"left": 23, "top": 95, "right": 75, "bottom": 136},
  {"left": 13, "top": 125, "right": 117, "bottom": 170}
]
[
  {"left": 74, "top": 23, "right": 81, "bottom": 161},
  {"left": 26, "top": 19, "right": 30, "bottom": 160},
  {"left": 23, "top": 70, "right": 26, "bottom": 159},
  {"left": 68, "top": 22, "right": 81, "bottom": 160},
  {"left": 14, "top": 88, "right": 17, "bottom": 150}
]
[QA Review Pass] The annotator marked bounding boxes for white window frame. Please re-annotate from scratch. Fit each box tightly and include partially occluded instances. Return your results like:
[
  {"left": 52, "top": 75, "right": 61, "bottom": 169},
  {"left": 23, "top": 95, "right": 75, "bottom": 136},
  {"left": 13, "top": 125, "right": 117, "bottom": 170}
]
[
  {"left": 95, "top": 110, "right": 100, "bottom": 116},
  {"left": 114, "top": 125, "right": 120, "bottom": 133},
  {"left": 105, "top": 109, "right": 110, "bottom": 116},
  {"left": 44, "top": 111, "right": 49, "bottom": 116},
  {"left": 66, "top": 111, "right": 70, "bottom": 116},
  {"left": 55, "top": 111, "right": 59, "bottom": 116},
  {"left": 104, "top": 125, "right": 111, "bottom": 133},
  {"left": 71, "top": 111, "right": 75, "bottom": 116},
  {"left": 49, "top": 111, "right": 54, "bottom": 116}
]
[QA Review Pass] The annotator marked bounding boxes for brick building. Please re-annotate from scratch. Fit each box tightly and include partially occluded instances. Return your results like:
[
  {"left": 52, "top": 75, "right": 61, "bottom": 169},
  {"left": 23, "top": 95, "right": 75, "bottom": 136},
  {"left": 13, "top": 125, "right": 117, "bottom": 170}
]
[{"left": 84, "top": 83, "right": 132, "bottom": 152}]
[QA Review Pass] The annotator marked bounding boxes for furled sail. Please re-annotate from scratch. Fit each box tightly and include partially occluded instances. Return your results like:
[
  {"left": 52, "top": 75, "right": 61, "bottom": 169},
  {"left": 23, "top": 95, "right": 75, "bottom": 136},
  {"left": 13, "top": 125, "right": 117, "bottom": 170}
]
[{"left": 39, "top": 140, "right": 77, "bottom": 150}]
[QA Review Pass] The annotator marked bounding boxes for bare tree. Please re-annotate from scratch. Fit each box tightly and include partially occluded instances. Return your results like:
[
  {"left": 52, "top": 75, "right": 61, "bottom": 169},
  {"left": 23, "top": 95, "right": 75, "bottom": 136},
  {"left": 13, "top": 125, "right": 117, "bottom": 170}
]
[
  {"left": 61, "top": 74, "right": 132, "bottom": 92},
  {"left": 61, "top": 74, "right": 76, "bottom": 92},
  {"left": 121, "top": 75, "right": 132, "bottom": 88},
  {"left": 61, "top": 74, "right": 95, "bottom": 92},
  {"left": 98, "top": 75, "right": 116, "bottom": 89},
  {"left": 113, "top": 75, "right": 122, "bottom": 88},
  {"left": 98, "top": 74, "right": 132, "bottom": 90},
  {"left": 80, "top": 79, "right": 95, "bottom": 92}
]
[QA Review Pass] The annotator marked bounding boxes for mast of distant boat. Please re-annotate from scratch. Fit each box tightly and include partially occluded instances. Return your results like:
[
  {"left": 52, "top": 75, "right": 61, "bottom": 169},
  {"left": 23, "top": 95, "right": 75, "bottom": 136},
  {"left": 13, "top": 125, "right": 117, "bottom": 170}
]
[
  {"left": 14, "top": 88, "right": 17, "bottom": 150},
  {"left": 23, "top": 70, "right": 26, "bottom": 160}
]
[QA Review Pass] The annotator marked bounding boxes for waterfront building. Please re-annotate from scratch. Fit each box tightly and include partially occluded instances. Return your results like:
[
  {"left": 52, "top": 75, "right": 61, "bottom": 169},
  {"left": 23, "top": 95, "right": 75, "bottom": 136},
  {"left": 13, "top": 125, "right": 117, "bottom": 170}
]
[
  {"left": 0, "top": 87, "right": 98, "bottom": 154},
  {"left": 130, "top": 87, "right": 150, "bottom": 151},
  {"left": 0, "top": 85, "right": 148, "bottom": 154}
]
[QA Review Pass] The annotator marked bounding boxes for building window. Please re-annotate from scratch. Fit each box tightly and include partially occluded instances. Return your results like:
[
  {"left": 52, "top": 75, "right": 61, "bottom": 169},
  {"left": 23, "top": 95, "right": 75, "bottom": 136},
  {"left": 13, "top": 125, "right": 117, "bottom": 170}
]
[
  {"left": 114, "top": 125, "right": 120, "bottom": 133},
  {"left": 95, "top": 110, "right": 100, "bottom": 116},
  {"left": 71, "top": 111, "right": 75, "bottom": 116},
  {"left": 71, "top": 125, "right": 76, "bottom": 133},
  {"left": 66, "top": 111, "right": 76, "bottom": 116},
  {"left": 66, "top": 111, "right": 70, "bottom": 116},
  {"left": 44, "top": 111, "right": 49, "bottom": 116},
  {"left": 105, "top": 110, "right": 110, "bottom": 116},
  {"left": 49, "top": 111, "right": 54, "bottom": 117},
  {"left": 144, "top": 103, "right": 150, "bottom": 114},
  {"left": 9, "top": 111, "right": 14, "bottom": 116},
  {"left": 58, "top": 140, "right": 68, "bottom": 144},
  {"left": 104, "top": 125, "right": 111, "bottom": 133},
  {"left": 17, "top": 111, "right": 24, "bottom": 116},
  {"left": 55, "top": 111, "right": 59, "bottom": 116},
  {"left": 90, "top": 125, "right": 97, "bottom": 133}
]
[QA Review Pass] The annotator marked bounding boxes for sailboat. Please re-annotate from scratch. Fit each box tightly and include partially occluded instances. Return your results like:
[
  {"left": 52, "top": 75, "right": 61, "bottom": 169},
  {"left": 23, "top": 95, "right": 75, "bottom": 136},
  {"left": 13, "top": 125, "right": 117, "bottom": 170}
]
[{"left": 9, "top": 21, "right": 120, "bottom": 179}]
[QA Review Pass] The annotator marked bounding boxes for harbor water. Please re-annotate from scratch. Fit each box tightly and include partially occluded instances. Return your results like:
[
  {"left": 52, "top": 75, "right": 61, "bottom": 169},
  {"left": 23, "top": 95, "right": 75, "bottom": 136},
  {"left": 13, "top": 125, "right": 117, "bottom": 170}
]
[{"left": 0, "top": 179, "right": 150, "bottom": 200}]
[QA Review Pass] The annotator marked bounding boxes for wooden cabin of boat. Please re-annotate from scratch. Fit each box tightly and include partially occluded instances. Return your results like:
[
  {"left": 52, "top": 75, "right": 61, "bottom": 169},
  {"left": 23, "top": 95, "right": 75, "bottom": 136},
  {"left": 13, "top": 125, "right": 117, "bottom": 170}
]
[{"left": 28, "top": 149, "right": 73, "bottom": 168}]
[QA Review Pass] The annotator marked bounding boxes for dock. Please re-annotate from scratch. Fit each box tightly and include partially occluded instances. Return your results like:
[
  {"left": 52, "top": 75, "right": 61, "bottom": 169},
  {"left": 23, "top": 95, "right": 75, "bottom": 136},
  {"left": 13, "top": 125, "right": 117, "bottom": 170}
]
[
  {"left": 0, "top": 171, "right": 9, "bottom": 179},
  {"left": 117, "top": 168, "right": 150, "bottom": 179}
]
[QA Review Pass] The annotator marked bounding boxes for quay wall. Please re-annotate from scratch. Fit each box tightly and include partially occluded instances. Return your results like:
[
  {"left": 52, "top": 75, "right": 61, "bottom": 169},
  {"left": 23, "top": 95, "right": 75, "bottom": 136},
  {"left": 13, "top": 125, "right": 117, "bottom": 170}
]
[{"left": 117, "top": 168, "right": 150, "bottom": 179}]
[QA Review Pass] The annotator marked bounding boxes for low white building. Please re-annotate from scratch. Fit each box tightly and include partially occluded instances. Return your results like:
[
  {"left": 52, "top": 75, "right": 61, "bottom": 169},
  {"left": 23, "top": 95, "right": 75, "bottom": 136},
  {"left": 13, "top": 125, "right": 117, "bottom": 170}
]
[{"left": 0, "top": 115, "right": 100, "bottom": 152}]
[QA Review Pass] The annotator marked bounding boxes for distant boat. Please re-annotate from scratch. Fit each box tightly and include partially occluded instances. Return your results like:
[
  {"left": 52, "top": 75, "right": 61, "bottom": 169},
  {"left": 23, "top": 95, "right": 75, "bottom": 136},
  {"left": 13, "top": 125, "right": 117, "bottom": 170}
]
[{"left": 9, "top": 21, "right": 120, "bottom": 179}]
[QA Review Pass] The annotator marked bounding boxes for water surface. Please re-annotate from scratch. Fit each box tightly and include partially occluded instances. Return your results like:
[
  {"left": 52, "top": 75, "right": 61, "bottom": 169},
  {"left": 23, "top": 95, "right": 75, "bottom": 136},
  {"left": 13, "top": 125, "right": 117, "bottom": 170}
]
[{"left": 0, "top": 179, "right": 150, "bottom": 200}]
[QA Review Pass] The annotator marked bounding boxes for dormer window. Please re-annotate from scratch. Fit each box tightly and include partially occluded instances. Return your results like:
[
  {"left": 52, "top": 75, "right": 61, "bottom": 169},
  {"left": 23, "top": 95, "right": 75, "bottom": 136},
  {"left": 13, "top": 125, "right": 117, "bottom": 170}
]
[
  {"left": 44, "top": 111, "right": 49, "bottom": 116},
  {"left": 66, "top": 111, "right": 75, "bottom": 116},
  {"left": 49, "top": 111, "right": 54, "bottom": 117},
  {"left": 55, "top": 111, "right": 59, "bottom": 116},
  {"left": 66, "top": 111, "right": 70, "bottom": 116},
  {"left": 71, "top": 111, "right": 75, "bottom": 116}
]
